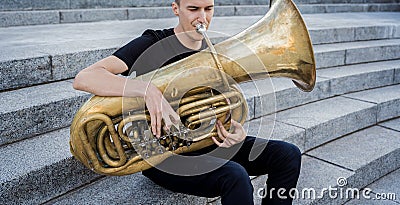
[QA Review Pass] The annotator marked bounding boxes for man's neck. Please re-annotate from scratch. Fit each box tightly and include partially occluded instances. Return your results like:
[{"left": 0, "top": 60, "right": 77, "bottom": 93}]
[{"left": 174, "top": 27, "right": 203, "bottom": 50}]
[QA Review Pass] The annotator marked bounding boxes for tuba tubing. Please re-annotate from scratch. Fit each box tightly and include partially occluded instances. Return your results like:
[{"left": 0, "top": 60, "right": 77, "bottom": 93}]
[{"left": 70, "top": 0, "right": 316, "bottom": 176}]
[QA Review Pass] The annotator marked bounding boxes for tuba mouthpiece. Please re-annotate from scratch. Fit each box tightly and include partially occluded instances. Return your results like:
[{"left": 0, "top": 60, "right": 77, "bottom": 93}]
[{"left": 196, "top": 23, "right": 206, "bottom": 34}]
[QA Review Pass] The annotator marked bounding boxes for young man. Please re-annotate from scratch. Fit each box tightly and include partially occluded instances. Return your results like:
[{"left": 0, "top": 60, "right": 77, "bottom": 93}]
[{"left": 73, "top": 0, "right": 301, "bottom": 204}]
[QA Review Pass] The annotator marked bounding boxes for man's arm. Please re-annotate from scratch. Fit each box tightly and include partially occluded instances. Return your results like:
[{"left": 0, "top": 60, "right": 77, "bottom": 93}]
[
  {"left": 73, "top": 55, "right": 143, "bottom": 97},
  {"left": 72, "top": 55, "right": 179, "bottom": 138}
]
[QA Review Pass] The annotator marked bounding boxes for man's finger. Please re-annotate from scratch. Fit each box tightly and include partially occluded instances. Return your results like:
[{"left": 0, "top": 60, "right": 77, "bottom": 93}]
[
  {"left": 231, "top": 119, "right": 240, "bottom": 127},
  {"left": 169, "top": 114, "right": 179, "bottom": 124},
  {"left": 218, "top": 121, "right": 231, "bottom": 138},
  {"left": 216, "top": 124, "right": 226, "bottom": 141},
  {"left": 212, "top": 137, "right": 221, "bottom": 146},
  {"left": 150, "top": 112, "right": 156, "bottom": 136},
  {"left": 156, "top": 111, "right": 162, "bottom": 138}
]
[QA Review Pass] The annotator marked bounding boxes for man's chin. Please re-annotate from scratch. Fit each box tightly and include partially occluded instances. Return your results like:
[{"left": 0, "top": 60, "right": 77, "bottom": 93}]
[{"left": 191, "top": 33, "right": 205, "bottom": 41}]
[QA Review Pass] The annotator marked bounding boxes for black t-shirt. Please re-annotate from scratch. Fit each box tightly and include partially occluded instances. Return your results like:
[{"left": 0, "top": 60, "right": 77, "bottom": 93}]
[{"left": 113, "top": 28, "right": 207, "bottom": 77}]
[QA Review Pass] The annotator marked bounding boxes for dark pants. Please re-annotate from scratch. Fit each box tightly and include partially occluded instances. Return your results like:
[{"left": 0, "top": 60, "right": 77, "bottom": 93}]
[{"left": 142, "top": 136, "right": 301, "bottom": 205}]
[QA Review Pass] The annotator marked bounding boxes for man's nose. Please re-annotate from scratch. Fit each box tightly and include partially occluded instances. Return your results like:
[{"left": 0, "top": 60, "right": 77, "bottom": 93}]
[{"left": 196, "top": 10, "right": 207, "bottom": 23}]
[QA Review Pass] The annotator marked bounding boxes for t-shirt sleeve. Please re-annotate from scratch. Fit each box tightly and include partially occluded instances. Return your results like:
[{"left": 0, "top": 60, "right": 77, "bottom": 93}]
[{"left": 112, "top": 31, "right": 158, "bottom": 76}]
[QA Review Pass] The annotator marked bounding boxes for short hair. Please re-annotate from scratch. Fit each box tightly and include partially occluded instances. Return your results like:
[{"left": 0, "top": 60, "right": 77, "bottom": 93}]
[{"left": 175, "top": 0, "right": 180, "bottom": 5}]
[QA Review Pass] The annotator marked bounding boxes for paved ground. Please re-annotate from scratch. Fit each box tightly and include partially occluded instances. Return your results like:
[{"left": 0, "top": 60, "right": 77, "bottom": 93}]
[{"left": 1, "top": 12, "right": 400, "bottom": 61}]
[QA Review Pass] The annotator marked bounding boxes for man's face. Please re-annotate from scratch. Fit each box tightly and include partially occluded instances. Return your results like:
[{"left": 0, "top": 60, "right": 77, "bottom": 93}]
[{"left": 173, "top": 0, "right": 214, "bottom": 41}]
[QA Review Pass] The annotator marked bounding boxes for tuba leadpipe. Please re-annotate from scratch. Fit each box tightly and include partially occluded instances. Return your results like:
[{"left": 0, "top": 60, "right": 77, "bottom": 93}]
[{"left": 70, "top": 0, "right": 316, "bottom": 176}]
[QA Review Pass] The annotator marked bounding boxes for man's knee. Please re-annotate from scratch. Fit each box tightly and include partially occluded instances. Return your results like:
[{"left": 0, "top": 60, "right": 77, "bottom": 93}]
[
  {"left": 271, "top": 141, "right": 302, "bottom": 173},
  {"left": 219, "top": 162, "right": 253, "bottom": 190},
  {"left": 283, "top": 142, "right": 302, "bottom": 173}
]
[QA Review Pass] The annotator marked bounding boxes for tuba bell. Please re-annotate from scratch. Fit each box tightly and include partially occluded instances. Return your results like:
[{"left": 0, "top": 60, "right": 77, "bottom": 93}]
[{"left": 69, "top": 0, "right": 316, "bottom": 176}]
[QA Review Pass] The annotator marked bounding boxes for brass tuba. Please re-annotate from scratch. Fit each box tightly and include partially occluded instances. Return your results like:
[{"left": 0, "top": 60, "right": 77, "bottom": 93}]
[{"left": 69, "top": 0, "right": 316, "bottom": 176}]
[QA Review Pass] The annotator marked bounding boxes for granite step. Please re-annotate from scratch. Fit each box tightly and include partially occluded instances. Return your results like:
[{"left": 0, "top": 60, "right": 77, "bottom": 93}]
[
  {"left": 343, "top": 84, "right": 400, "bottom": 122},
  {"left": 345, "top": 168, "right": 400, "bottom": 204},
  {"left": 1, "top": 58, "right": 398, "bottom": 147},
  {"left": 0, "top": 80, "right": 90, "bottom": 146},
  {"left": 1, "top": 80, "right": 398, "bottom": 204},
  {"left": 0, "top": 127, "right": 102, "bottom": 205},
  {"left": 29, "top": 102, "right": 400, "bottom": 205},
  {"left": 214, "top": 119, "right": 400, "bottom": 204},
  {"left": 245, "top": 59, "right": 400, "bottom": 119},
  {"left": 267, "top": 84, "right": 400, "bottom": 150},
  {"left": 313, "top": 38, "right": 400, "bottom": 69},
  {"left": 1, "top": 0, "right": 398, "bottom": 11},
  {"left": 296, "top": 122, "right": 400, "bottom": 205},
  {"left": 1, "top": 3, "right": 399, "bottom": 27},
  {"left": 1, "top": 12, "right": 399, "bottom": 91}
]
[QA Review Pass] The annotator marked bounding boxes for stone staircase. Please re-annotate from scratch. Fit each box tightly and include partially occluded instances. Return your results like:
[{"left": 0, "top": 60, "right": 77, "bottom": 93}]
[
  {"left": 1, "top": 0, "right": 400, "bottom": 204},
  {"left": 0, "top": 0, "right": 400, "bottom": 27}
]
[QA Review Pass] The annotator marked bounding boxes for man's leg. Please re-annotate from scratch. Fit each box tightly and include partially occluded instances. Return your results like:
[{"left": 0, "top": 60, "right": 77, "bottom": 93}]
[
  {"left": 228, "top": 136, "right": 302, "bottom": 205},
  {"left": 142, "top": 154, "right": 254, "bottom": 205}
]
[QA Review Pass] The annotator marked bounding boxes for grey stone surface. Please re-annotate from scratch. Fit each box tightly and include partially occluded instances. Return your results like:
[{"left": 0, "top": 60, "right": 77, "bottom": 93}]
[
  {"left": 273, "top": 96, "right": 377, "bottom": 150},
  {"left": 0, "top": 3, "right": 398, "bottom": 26},
  {"left": 214, "top": 6, "right": 235, "bottom": 17},
  {"left": 69, "top": 0, "right": 133, "bottom": 9},
  {"left": 1, "top": 128, "right": 75, "bottom": 183},
  {"left": 48, "top": 174, "right": 208, "bottom": 205},
  {"left": 0, "top": 0, "right": 33, "bottom": 11},
  {"left": 394, "top": 25, "right": 400, "bottom": 38},
  {"left": 304, "top": 12, "right": 400, "bottom": 30},
  {"left": 380, "top": 117, "right": 400, "bottom": 131},
  {"left": 345, "top": 39, "right": 400, "bottom": 65},
  {"left": 60, "top": 8, "right": 127, "bottom": 23},
  {"left": 1, "top": 0, "right": 400, "bottom": 11},
  {"left": 330, "top": 4, "right": 367, "bottom": 13},
  {"left": 363, "top": 168, "right": 400, "bottom": 203},
  {"left": 294, "top": 156, "right": 354, "bottom": 205},
  {"left": 30, "top": 0, "right": 70, "bottom": 11},
  {"left": 307, "top": 126, "right": 400, "bottom": 187},
  {"left": 344, "top": 84, "right": 400, "bottom": 122},
  {"left": 252, "top": 76, "right": 332, "bottom": 118},
  {"left": 0, "top": 56, "right": 52, "bottom": 91},
  {"left": 378, "top": 3, "right": 400, "bottom": 12},
  {"left": 317, "top": 59, "right": 400, "bottom": 96},
  {"left": 234, "top": 5, "right": 269, "bottom": 16},
  {"left": 313, "top": 46, "right": 345, "bottom": 69},
  {"left": 345, "top": 192, "right": 399, "bottom": 205},
  {"left": 395, "top": 67, "right": 400, "bottom": 84},
  {"left": 0, "top": 10, "right": 59, "bottom": 27},
  {"left": 245, "top": 116, "right": 306, "bottom": 151},
  {"left": 128, "top": 7, "right": 175, "bottom": 19},
  {"left": 241, "top": 78, "right": 277, "bottom": 118},
  {"left": 0, "top": 0, "right": 70, "bottom": 11},
  {"left": 52, "top": 48, "right": 116, "bottom": 81},
  {"left": 0, "top": 127, "right": 101, "bottom": 205},
  {"left": 1, "top": 13, "right": 399, "bottom": 88},
  {"left": 246, "top": 94, "right": 255, "bottom": 120},
  {"left": 236, "top": 80, "right": 256, "bottom": 120},
  {"left": 309, "top": 27, "right": 355, "bottom": 45},
  {"left": 297, "top": 4, "right": 327, "bottom": 14},
  {"left": 354, "top": 25, "right": 394, "bottom": 41},
  {"left": 0, "top": 81, "right": 90, "bottom": 145},
  {"left": 314, "top": 39, "right": 400, "bottom": 68}
]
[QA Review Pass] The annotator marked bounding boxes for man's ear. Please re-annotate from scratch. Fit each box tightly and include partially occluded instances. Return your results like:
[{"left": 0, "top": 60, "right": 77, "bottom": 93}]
[{"left": 172, "top": 2, "right": 179, "bottom": 16}]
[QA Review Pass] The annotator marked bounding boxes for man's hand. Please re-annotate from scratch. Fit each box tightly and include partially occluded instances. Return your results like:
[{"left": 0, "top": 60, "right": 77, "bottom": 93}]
[
  {"left": 144, "top": 83, "right": 180, "bottom": 138},
  {"left": 212, "top": 119, "right": 246, "bottom": 148}
]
